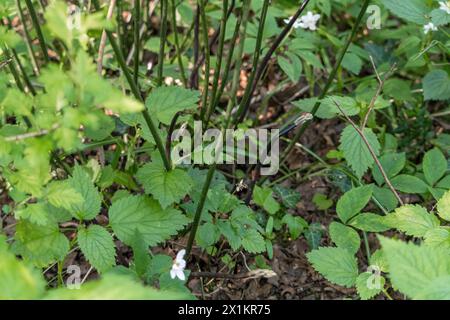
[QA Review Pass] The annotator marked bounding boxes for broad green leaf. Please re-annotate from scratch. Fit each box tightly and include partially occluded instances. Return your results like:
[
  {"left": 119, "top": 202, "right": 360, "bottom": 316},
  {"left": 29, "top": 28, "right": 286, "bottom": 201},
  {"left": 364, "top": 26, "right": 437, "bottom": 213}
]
[
  {"left": 45, "top": 181, "right": 83, "bottom": 211},
  {"left": 391, "top": 175, "right": 429, "bottom": 194},
  {"left": 339, "top": 125, "right": 381, "bottom": 178},
  {"left": 196, "top": 222, "right": 220, "bottom": 248},
  {"left": 278, "top": 53, "right": 302, "bottom": 82},
  {"left": 379, "top": 236, "right": 450, "bottom": 299},
  {"left": 342, "top": 52, "right": 362, "bottom": 75},
  {"left": 109, "top": 195, "right": 189, "bottom": 246},
  {"left": 282, "top": 214, "right": 308, "bottom": 240},
  {"left": 424, "top": 227, "right": 450, "bottom": 250},
  {"left": 15, "top": 203, "right": 50, "bottom": 226},
  {"left": 385, "top": 204, "right": 439, "bottom": 237},
  {"left": 383, "top": 78, "right": 412, "bottom": 101},
  {"left": 78, "top": 225, "right": 116, "bottom": 273},
  {"left": 68, "top": 166, "right": 102, "bottom": 220},
  {"left": 312, "top": 193, "right": 333, "bottom": 210},
  {"left": 371, "top": 152, "right": 406, "bottom": 186},
  {"left": 145, "top": 86, "right": 200, "bottom": 125},
  {"left": 273, "top": 185, "right": 301, "bottom": 209},
  {"left": 44, "top": 274, "right": 193, "bottom": 300},
  {"left": 253, "top": 186, "right": 280, "bottom": 215},
  {"left": 423, "top": 148, "right": 447, "bottom": 186},
  {"left": 241, "top": 229, "right": 266, "bottom": 254},
  {"left": 136, "top": 154, "right": 193, "bottom": 208},
  {"left": 0, "top": 237, "right": 46, "bottom": 299},
  {"left": 381, "top": 0, "right": 428, "bottom": 24},
  {"left": 415, "top": 276, "right": 450, "bottom": 300},
  {"left": 373, "top": 186, "right": 398, "bottom": 212},
  {"left": 437, "top": 190, "right": 450, "bottom": 221},
  {"left": 329, "top": 222, "right": 360, "bottom": 255},
  {"left": 431, "top": 8, "right": 450, "bottom": 26},
  {"left": 13, "top": 220, "right": 70, "bottom": 267},
  {"left": 307, "top": 247, "right": 358, "bottom": 288},
  {"left": 130, "top": 231, "right": 151, "bottom": 277},
  {"left": 293, "top": 96, "right": 359, "bottom": 120},
  {"left": 349, "top": 213, "right": 391, "bottom": 232},
  {"left": 356, "top": 272, "right": 385, "bottom": 300},
  {"left": 423, "top": 70, "right": 450, "bottom": 101},
  {"left": 336, "top": 185, "right": 373, "bottom": 223}
]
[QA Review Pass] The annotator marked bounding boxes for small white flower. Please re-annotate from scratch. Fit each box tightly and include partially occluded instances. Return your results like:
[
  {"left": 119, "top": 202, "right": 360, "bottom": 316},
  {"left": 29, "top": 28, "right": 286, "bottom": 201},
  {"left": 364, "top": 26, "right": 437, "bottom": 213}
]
[
  {"left": 170, "top": 249, "right": 186, "bottom": 281},
  {"left": 424, "top": 22, "right": 438, "bottom": 34},
  {"left": 285, "top": 11, "right": 321, "bottom": 31},
  {"left": 439, "top": 1, "right": 450, "bottom": 14},
  {"left": 147, "top": 61, "right": 153, "bottom": 71}
]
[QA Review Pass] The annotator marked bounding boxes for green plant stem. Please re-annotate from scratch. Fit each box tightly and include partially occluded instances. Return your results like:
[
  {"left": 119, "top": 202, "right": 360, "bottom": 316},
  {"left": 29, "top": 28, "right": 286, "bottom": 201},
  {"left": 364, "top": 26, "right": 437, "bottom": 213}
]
[
  {"left": 198, "top": 0, "right": 210, "bottom": 121},
  {"left": 24, "top": 0, "right": 49, "bottom": 63},
  {"left": 170, "top": 0, "right": 187, "bottom": 87},
  {"left": 92, "top": 0, "right": 171, "bottom": 171},
  {"left": 279, "top": 0, "right": 371, "bottom": 166},
  {"left": 232, "top": 0, "right": 270, "bottom": 124},
  {"left": 133, "top": 0, "right": 141, "bottom": 85},
  {"left": 157, "top": 0, "right": 169, "bottom": 86},
  {"left": 203, "top": 0, "right": 229, "bottom": 126},
  {"left": 11, "top": 49, "right": 36, "bottom": 95},
  {"left": 15, "top": 0, "right": 40, "bottom": 75},
  {"left": 5, "top": 47, "right": 25, "bottom": 92}
]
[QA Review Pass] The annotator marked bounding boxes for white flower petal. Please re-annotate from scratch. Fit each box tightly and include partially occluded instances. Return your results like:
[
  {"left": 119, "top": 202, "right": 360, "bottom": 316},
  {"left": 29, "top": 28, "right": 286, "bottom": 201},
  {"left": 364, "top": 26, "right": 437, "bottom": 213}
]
[
  {"left": 170, "top": 268, "right": 177, "bottom": 279},
  {"left": 176, "top": 249, "right": 186, "bottom": 262},
  {"left": 176, "top": 269, "right": 186, "bottom": 281}
]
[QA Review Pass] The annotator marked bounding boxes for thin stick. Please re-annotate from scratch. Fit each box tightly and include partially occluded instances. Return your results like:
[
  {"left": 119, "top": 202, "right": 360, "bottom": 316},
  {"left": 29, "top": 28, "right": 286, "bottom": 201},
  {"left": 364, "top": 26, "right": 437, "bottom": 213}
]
[
  {"left": 157, "top": 0, "right": 168, "bottom": 86},
  {"left": 133, "top": 0, "right": 141, "bottom": 85},
  {"left": 332, "top": 98, "right": 404, "bottom": 205},
  {"left": 11, "top": 49, "right": 36, "bottom": 95},
  {"left": 170, "top": 0, "right": 187, "bottom": 87},
  {"left": 24, "top": 0, "right": 49, "bottom": 63},
  {"left": 4, "top": 124, "right": 60, "bottom": 142},
  {"left": 97, "top": 0, "right": 117, "bottom": 74},
  {"left": 198, "top": 0, "right": 210, "bottom": 120},
  {"left": 191, "top": 2, "right": 200, "bottom": 89}
]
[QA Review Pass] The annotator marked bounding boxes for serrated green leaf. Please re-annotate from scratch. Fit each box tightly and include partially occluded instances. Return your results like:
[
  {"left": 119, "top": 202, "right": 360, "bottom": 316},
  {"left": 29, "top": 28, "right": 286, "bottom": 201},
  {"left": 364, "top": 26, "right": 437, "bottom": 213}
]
[
  {"left": 381, "top": 0, "right": 428, "bottom": 24},
  {"left": 78, "top": 225, "right": 116, "bottom": 273},
  {"left": 68, "top": 166, "right": 102, "bottom": 220},
  {"left": 241, "top": 229, "right": 266, "bottom": 254},
  {"left": 45, "top": 181, "right": 83, "bottom": 211},
  {"left": 424, "top": 227, "right": 450, "bottom": 250},
  {"left": 423, "top": 148, "right": 447, "bottom": 186},
  {"left": 136, "top": 155, "right": 193, "bottom": 209},
  {"left": 437, "top": 190, "right": 450, "bottom": 221},
  {"left": 356, "top": 272, "right": 384, "bottom": 300},
  {"left": 391, "top": 174, "right": 429, "bottom": 194},
  {"left": 273, "top": 185, "right": 301, "bottom": 209},
  {"left": 307, "top": 247, "right": 358, "bottom": 288},
  {"left": 372, "top": 152, "right": 406, "bottom": 186},
  {"left": 109, "top": 195, "right": 189, "bottom": 246},
  {"left": 385, "top": 204, "right": 440, "bottom": 237},
  {"left": 13, "top": 220, "right": 70, "bottom": 267},
  {"left": 339, "top": 125, "right": 381, "bottom": 178},
  {"left": 349, "top": 213, "right": 391, "bottom": 232},
  {"left": 336, "top": 185, "right": 373, "bottom": 223},
  {"left": 423, "top": 70, "right": 450, "bottom": 101},
  {"left": 15, "top": 203, "right": 50, "bottom": 226},
  {"left": 282, "top": 214, "right": 308, "bottom": 240},
  {"left": 431, "top": 8, "right": 450, "bottom": 26},
  {"left": 379, "top": 236, "right": 450, "bottom": 299},
  {"left": 329, "top": 222, "right": 360, "bottom": 255},
  {"left": 145, "top": 86, "right": 200, "bottom": 125},
  {"left": 278, "top": 53, "right": 302, "bottom": 82}
]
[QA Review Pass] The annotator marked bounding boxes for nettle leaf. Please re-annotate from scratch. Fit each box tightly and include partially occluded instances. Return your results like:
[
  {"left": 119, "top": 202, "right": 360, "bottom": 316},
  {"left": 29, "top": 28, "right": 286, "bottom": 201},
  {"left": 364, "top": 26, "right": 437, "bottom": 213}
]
[
  {"left": 424, "top": 227, "right": 450, "bottom": 250},
  {"left": 15, "top": 203, "right": 51, "bottom": 226},
  {"left": 339, "top": 125, "right": 381, "bottom": 178},
  {"left": 109, "top": 195, "right": 189, "bottom": 246},
  {"left": 77, "top": 225, "right": 116, "bottom": 273},
  {"left": 253, "top": 186, "right": 280, "bottom": 215},
  {"left": 342, "top": 52, "right": 362, "bottom": 75},
  {"left": 356, "top": 272, "right": 385, "bottom": 300},
  {"left": 68, "top": 166, "right": 102, "bottom": 220},
  {"left": 196, "top": 222, "right": 221, "bottom": 248},
  {"left": 307, "top": 247, "right": 358, "bottom": 288},
  {"left": 385, "top": 204, "right": 440, "bottom": 237},
  {"left": 372, "top": 152, "right": 406, "bottom": 186},
  {"left": 423, "top": 148, "right": 447, "bottom": 186},
  {"left": 349, "top": 213, "right": 391, "bottom": 233},
  {"left": 391, "top": 174, "right": 429, "bottom": 194},
  {"left": 13, "top": 220, "right": 70, "bottom": 267},
  {"left": 136, "top": 156, "right": 193, "bottom": 208},
  {"left": 241, "top": 229, "right": 266, "bottom": 254},
  {"left": 312, "top": 193, "right": 333, "bottom": 210},
  {"left": 0, "top": 236, "right": 46, "bottom": 300},
  {"left": 381, "top": 0, "right": 429, "bottom": 24},
  {"left": 379, "top": 236, "right": 450, "bottom": 299},
  {"left": 145, "top": 86, "right": 200, "bottom": 125},
  {"left": 423, "top": 70, "right": 450, "bottom": 101},
  {"left": 336, "top": 185, "right": 373, "bottom": 224},
  {"left": 45, "top": 181, "right": 83, "bottom": 211},
  {"left": 437, "top": 190, "right": 450, "bottom": 222},
  {"left": 329, "top": 222, "right": 360, "bottom": 255}
]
